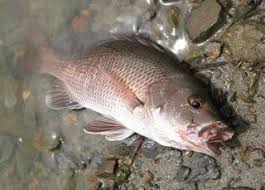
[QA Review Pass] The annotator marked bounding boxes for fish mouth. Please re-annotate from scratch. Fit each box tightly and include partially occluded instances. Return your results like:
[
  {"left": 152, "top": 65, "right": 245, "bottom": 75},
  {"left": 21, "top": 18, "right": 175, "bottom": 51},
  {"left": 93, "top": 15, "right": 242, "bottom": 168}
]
[{"left": 198, "top": 121, "right": 234, "bottom": 156}]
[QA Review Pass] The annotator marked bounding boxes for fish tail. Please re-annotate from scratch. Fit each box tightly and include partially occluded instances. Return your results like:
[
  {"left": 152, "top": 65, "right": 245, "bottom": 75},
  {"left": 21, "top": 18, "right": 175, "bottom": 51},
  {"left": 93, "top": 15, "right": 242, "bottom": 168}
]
[{"left": 17, "top": 19, "right": 59, "bottom": 75}]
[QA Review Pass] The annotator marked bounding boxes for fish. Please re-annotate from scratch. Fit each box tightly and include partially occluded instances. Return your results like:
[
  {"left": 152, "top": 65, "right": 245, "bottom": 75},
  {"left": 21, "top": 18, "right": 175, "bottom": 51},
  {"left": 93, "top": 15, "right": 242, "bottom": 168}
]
[{"left": 21, "top": 33, "right": 234, "bottom": 157}]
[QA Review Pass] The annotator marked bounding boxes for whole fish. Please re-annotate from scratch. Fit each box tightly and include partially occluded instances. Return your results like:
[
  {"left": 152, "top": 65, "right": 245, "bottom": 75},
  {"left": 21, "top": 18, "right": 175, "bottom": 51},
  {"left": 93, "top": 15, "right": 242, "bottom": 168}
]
[{"left": 22, "top": 34, "right": 234, "bottom": 156}]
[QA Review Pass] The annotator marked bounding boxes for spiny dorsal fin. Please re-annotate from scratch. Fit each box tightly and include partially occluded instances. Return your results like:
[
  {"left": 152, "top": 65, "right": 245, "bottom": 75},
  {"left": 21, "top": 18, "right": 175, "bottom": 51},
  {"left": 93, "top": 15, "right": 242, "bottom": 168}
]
[
  {"left": 111, "top": 34, "right": 166, "bottom": 53},
  {"left": 45, "top": 80, "right": 83, "bottom": 110},
  {"left": 83, "top": 117, "right": 134, "bottom": 141}
]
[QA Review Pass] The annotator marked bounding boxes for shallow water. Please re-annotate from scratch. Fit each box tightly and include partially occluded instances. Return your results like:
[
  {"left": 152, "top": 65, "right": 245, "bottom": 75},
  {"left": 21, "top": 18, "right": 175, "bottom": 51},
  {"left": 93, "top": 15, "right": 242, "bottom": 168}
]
[{"left": 0, "top": 0, "right": 265, "bottom": 189}]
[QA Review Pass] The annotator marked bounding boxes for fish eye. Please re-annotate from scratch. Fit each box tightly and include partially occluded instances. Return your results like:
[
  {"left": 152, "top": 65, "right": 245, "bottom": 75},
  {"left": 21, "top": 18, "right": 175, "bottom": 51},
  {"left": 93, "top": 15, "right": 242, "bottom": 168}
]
[{"left": 187, "top": 95, "right": 204, "bottom": 109}]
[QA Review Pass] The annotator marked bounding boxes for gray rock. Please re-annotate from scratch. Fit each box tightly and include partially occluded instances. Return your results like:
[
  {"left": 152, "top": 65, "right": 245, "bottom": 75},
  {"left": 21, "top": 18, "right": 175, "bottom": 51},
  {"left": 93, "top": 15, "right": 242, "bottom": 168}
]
[
  {"left": 183, "top": 153, "right": 220, "bottom": 181},
  {"left": 174, "top": 165, "right": 191, "bottom": 182},
  {"left": 142, "top": 139, "right": 165, "bottom": 159}
]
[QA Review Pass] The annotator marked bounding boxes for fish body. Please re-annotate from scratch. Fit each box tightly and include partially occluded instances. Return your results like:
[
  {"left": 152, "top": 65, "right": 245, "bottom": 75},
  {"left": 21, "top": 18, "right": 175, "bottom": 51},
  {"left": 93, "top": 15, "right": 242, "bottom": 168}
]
[{"left": 23, "top": 36, "right": 234, "bottom": 156}]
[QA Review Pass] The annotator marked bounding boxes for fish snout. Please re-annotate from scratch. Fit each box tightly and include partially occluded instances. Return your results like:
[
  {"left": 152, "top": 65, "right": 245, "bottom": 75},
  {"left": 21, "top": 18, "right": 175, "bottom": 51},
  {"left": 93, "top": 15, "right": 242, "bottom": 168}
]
[{"left": 198, "top": 121, "right": 234, "bottom": 143}]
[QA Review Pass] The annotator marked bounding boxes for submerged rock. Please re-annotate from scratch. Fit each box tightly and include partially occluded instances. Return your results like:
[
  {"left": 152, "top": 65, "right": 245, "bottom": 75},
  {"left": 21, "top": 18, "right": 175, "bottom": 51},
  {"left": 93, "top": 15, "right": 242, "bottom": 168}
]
[{"left": 185, "top": 0, "right": 226, "bottom": 42}]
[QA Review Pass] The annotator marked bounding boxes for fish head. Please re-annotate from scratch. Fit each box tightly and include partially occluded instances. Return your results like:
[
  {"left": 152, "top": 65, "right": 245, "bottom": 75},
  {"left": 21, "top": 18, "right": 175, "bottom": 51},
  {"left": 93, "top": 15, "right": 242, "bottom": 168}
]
[{"left": 151, "top": 82, "right": 234, "bottom": 157}]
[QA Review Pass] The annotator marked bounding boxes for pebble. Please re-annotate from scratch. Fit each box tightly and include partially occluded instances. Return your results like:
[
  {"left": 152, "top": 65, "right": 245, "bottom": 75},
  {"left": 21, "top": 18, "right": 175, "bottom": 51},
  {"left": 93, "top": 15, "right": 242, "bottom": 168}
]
[
  {"left": 205, "top": 42, "right": 222, "bottom": 59},
  {"left": 174, "top": 166, "right": 191, "bottom": 182},
  {"left": 143, "top": 170, "right": 154, "bottom": 183}
]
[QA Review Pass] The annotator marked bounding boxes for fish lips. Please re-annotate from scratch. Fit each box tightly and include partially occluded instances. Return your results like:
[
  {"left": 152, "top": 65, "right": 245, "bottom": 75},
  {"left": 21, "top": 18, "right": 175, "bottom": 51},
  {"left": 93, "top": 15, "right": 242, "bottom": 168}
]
[
  {"left": 198, "top": 121, "right": 234, "bottom": 156},
  {"left": 185, "top": 121, "right": 234, "bottom": 156},
  {"left": 198, "top": 121, "right": 234, "bottom": 143}
]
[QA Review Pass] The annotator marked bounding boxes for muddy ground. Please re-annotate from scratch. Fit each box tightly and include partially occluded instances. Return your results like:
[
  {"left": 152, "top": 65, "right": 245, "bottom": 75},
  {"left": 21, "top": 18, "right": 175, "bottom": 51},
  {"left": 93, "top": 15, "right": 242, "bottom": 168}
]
[{"left": 0, "top": 0, "right": 265, "bottom": 189}]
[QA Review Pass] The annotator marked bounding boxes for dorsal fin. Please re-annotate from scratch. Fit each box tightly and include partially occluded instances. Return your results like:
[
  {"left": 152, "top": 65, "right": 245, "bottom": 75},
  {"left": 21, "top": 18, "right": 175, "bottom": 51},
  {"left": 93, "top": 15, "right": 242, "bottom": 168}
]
[
  {"left": 111, "top": 34, "right": 166, "bottom": 52},
  {"left": 45, "top": 80, "right": 83, "bottom": 110}
]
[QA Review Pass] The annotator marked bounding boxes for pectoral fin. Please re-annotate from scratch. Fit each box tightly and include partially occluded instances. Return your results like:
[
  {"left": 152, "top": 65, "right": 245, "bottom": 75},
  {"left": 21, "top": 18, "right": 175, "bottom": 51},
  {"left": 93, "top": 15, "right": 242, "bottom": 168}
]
[
  {"left": 83, "top": 117, "right": 134, "bottom": 141},
  {"left": 45, "top": 80, "right": 83, "bottom": 110}
]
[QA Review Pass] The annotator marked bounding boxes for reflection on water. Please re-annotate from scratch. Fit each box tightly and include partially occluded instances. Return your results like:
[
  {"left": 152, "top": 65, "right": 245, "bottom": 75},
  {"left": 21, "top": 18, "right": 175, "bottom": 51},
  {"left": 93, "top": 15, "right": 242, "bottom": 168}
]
[{"left": 0, "top": 0, "right": 265, "bottom": 189}]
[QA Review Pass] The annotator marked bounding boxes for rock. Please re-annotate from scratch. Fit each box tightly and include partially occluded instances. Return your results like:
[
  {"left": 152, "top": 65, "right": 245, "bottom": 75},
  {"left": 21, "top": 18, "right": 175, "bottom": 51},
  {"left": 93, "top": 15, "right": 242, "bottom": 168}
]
[
  {"left": 183, "top": 153, "right": 220, "bottom": 181},
  {"left": 185, "top": 0, "right": 226, "bottom": 42},
  {"left": 96, "top": 159, "right": 117, "bottom": 178},
  {"left": 205, "top": 42, "right": 222, "bottom": 59},
  {"left": 115, "top": 164, "right": 131, "bottom": 185},
  {"left": 174, "top": 166, "right": 191, "bottom": 182},
  {"left": 142, "top": 139, "right": 165, "bottom": 159},
  {"left": 143, "top": 170, "right": 154, "bottom": 183}
]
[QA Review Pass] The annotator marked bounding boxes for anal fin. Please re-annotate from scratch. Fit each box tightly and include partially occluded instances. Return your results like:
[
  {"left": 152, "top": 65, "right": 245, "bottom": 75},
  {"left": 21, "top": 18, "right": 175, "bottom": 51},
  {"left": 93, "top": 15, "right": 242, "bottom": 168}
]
[
  {"left": 83, "top": 117, "right": 134, "bottom": 141},
  {"left": 45, "top": 79, "right": 83, "bottom": 110}
]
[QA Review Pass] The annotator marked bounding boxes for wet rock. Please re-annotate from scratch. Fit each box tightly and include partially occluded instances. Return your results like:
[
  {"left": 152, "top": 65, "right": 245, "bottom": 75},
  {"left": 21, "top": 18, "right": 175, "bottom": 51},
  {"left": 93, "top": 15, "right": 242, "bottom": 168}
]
[
  {"left": 174, "top": 165, "right": 191, "bottom": 182},
  {"left": 143, "top": 170, "right": 154, "bottom": 183},
  {"left": 185, "top": 0, "right": 226, "bottom": 42},
  {"left": 115, "top": 164, "right": 131, "bottom": 185},
  {"left": 32, "top": 127, "right": 62, "bottom": 153},
  {"left": 96, "top": 159, "right": 117, "bottom": 178},
  {"left": 142, "top": 139, "right": 165, "bottom": 159},
  {"left": 205, "top": 42, "right": 222, "bottom": 59},
  {"left": 183, "top": 153, "right": 220, "bottom": 181}
]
